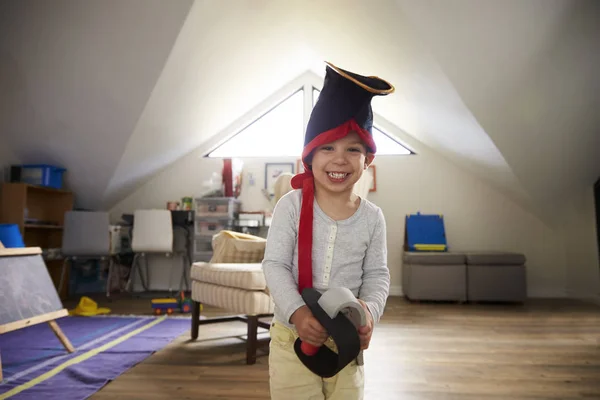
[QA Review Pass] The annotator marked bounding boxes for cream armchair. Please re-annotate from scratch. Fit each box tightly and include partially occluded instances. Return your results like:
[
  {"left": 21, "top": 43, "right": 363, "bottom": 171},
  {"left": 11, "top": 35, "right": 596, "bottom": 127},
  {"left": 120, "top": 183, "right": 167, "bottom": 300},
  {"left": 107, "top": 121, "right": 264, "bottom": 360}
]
[{"left": 189, "top": 230, "right": 274, "bottom": 364}]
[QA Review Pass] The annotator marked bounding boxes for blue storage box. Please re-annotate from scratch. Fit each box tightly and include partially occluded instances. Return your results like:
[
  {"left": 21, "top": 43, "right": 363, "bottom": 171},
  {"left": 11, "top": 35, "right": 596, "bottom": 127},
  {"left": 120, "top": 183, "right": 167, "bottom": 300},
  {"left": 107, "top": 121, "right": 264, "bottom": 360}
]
[
  {"left": 0, "top": 224, "right": 25, "bottom": 248},
  {"left": 404, "top": 212, "right": 448, "bottom": 252},
  {"left": 19, "top": 164, "right": 66, "bottom": 189}
]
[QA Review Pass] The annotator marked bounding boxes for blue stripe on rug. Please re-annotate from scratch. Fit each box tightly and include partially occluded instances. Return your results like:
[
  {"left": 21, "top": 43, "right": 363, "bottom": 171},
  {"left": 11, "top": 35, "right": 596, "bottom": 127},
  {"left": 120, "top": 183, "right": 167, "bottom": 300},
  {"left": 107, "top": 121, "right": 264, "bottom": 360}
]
[{"left": 0, "top": 316, "right": 191, "bottom": 399}]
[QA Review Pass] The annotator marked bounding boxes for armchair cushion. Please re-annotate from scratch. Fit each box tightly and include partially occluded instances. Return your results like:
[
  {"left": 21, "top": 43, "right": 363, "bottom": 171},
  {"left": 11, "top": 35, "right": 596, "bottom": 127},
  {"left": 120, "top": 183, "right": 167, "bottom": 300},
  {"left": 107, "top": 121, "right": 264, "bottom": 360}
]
[
  {"left": 465, "top": 252, "right": 526, "bottom": 265},
  {"left": 191, "top": 262, "right": 267, "bottom": 291},
  {"left": 210, "top": 230, "right": 266, "bottom": 263},
  {"left": 191, "top": 281, "right": 274, "bottom": 315},
  {"left": 403, "top": 252, "right": 466, "bottom": 265}
]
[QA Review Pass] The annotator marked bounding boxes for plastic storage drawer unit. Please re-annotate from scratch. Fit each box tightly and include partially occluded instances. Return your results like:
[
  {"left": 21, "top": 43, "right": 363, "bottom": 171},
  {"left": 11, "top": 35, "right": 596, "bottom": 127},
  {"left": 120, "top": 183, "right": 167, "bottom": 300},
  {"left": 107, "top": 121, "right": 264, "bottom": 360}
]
[{"left": 16, "top": 164, "right": 66, "bottom": 189}]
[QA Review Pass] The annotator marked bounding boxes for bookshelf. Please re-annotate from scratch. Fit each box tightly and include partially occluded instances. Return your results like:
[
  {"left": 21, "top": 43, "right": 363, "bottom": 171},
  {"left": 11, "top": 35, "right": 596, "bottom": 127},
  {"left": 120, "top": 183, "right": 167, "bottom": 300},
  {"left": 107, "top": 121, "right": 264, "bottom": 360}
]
[{"left": 0, "top": 183, "right": 73, "bottom": 298}]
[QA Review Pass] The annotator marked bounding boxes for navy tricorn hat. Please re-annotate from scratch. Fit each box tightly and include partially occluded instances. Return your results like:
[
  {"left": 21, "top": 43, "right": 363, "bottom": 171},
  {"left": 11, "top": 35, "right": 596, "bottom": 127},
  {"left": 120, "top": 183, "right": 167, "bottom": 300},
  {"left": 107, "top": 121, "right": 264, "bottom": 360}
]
[
  {"left": 300, "top": 62, "right": 394, "bottom": 165},
  {"left": 291, "top": 62, "right": 395, "bottom": 293}
]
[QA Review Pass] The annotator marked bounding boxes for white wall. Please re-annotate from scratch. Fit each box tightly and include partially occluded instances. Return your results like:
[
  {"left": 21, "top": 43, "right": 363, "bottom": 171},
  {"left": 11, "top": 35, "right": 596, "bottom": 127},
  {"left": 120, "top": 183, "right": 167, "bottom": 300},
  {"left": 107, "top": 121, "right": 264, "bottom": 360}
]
[
  {"left": 110, "top": 141, "right": 574, "bottom": 297},
  {"left": 0, "top": 143, "right": 20, "bottom": 183}
]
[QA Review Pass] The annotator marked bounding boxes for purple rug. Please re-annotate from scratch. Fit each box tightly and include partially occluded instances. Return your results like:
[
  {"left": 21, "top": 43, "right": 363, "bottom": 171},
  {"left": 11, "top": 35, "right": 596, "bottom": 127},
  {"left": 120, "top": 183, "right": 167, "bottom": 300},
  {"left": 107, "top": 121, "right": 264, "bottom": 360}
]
[{"left": 0, "top": 315, "right": 191, "bottom": 399}]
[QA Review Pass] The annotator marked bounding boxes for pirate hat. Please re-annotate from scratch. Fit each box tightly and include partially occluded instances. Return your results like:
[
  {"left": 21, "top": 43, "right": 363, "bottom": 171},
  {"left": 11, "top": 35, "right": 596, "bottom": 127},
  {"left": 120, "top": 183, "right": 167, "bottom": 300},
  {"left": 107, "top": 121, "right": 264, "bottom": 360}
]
[{"left": 301, "top": 62, "right": 394, "bottom": 161}]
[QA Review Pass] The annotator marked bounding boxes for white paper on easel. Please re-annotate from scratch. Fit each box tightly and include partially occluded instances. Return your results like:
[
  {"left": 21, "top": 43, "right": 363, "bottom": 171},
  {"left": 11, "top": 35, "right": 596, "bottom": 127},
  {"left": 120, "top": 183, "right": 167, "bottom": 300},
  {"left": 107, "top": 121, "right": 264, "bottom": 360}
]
[{"left": 0, "top": 247, "right": 64, "bottom": 332}]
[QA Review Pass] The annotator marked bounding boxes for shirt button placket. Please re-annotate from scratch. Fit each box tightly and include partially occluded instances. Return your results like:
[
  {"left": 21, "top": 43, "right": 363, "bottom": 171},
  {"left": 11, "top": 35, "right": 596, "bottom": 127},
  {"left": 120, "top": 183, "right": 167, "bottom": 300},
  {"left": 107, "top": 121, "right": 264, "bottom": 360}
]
[{"left": 324, "top": 224, "right": 337, "bottom": 285}]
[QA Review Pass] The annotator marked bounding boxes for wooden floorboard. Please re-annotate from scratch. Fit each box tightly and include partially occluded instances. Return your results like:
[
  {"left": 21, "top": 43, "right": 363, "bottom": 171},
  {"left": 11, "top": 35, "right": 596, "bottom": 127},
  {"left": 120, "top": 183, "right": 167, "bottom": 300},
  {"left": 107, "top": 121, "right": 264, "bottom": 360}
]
[{"left": 63, "top": 295, "right": 600, "bottom": 399}]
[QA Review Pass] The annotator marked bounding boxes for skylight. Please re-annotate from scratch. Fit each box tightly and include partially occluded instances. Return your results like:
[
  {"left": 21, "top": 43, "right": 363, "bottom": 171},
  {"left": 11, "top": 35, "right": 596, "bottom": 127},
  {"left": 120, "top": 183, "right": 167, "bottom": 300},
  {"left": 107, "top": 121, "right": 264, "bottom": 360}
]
[{"left": 205, "top": 82, "right": 413, "bottom": 157}]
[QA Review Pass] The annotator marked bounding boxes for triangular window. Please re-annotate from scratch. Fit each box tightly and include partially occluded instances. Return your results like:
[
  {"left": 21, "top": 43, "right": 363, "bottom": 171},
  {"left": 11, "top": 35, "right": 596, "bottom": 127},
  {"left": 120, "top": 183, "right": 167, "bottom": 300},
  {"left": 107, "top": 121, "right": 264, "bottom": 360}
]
[
  {"left": 206, "top": 81, "right": 413, "bottom": 157},
  {"left": 207, "top": 90, "right": 304, "bottom": 158},
  {"left": 312, "top": 89, "right": 411, "bottom": 155}
]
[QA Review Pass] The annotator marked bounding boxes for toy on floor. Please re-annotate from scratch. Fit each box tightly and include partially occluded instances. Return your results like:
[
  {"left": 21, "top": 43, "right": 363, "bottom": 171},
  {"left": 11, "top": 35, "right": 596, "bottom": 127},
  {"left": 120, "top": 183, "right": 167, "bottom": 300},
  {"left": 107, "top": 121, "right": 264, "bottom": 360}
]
[
  {"left": 69, "top": 296, "right": 111, "bottom": 316},
  {"left": 179, "top": 291, "right": 193, "bottom": 313},
  {"left": 151, "top": 298, "right": 179, "bottom": 315},
  {"left": 151, "top": 291, "right": 197, "bottom": 315}
]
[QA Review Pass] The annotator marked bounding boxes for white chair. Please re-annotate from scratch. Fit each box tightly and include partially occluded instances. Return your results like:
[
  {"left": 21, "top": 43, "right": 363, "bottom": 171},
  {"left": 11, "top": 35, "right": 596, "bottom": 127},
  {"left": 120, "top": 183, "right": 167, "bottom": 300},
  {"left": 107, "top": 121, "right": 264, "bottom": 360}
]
[
  {"left": 60, "top": 211, "right": 117, "bottom": 297},
  {"left": 128, "top": 209, "right": 189, "bottom": 293}
]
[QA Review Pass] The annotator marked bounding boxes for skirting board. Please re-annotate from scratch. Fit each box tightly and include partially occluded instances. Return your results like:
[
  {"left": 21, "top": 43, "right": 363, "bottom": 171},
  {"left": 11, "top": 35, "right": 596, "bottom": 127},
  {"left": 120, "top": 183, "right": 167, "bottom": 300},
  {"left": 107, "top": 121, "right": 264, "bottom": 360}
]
[
  {"left": 527, "top": 287, "right": 567, "bottom": 298},
  {"left": 389, "top": 286, "right": 403, "bottom": 296},
  {"left": 389, "top": 286, "right": 571, "bottom": 299},
  {"left": 565, "top": 291, "right": 600, "bottom": 306}
]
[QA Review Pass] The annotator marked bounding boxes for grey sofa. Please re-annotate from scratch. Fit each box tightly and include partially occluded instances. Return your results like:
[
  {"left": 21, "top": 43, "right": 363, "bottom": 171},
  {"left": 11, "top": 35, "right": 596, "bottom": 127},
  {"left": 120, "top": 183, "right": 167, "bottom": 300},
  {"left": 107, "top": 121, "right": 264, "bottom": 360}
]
[
  {"left": 402, "top": 252, "right": 467, "bottom": 302},
  {"left": 465, "top": 252, "right": 527, "bottom": 302},
  {"left": 402, "top": 251, "right": 527, "bottom": 303}
]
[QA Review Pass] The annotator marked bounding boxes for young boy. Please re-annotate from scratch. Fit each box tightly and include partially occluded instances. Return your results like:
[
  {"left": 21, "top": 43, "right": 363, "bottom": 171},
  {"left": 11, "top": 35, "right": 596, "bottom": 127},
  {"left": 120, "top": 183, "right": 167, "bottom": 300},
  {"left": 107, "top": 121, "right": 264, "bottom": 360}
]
[{"left": 262, "top": 62, "right": 393, "bottom": 400}]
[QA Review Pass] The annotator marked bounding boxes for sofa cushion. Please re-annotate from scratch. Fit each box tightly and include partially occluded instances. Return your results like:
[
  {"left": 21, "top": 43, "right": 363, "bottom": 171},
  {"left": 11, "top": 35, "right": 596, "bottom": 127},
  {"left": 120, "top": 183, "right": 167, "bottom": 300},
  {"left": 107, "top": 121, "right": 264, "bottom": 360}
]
[
  {"left": 465, "top": 252, "right": 526, "bottom": 265},
  {"left": 191, "top": 262, "right": 267, "bottom": 291},
  {"left": 403, "top": 252, "right": 466, "bottom": 265},
  {"left": 467, "top": 264, "right": 527, "bottom": 302},
  {"left": 191, "top": 281, "right": 274, "bottom": 315},
  {"left": 403, "top": 263, "right": 467, "bottom": 301}
]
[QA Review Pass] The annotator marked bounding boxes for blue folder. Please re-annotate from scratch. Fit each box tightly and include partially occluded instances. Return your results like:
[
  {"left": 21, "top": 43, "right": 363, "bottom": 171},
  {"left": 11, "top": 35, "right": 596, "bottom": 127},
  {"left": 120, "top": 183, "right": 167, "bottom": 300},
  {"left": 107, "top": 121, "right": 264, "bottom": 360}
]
[{"left": 404, "top": 213, "right": 447, "bottom": 252}]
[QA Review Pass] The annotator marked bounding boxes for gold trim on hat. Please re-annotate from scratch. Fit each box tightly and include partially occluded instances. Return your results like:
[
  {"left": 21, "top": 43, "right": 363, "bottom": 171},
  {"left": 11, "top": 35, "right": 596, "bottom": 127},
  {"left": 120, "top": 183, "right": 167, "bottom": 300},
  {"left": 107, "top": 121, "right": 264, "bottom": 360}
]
[{"left": 325, "top": 61, "right": 395, "bottom": 95}]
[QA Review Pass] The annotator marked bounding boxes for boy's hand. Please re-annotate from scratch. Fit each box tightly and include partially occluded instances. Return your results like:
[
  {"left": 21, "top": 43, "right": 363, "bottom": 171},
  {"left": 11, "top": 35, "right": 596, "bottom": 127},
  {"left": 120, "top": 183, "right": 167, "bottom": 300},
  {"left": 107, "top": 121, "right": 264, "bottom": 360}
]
[
  {"left": 357, "top": 299, "right": 374, "bottom": 350},
  {"left": 290, "top": 305, "right": 329, "bottom": 347}
]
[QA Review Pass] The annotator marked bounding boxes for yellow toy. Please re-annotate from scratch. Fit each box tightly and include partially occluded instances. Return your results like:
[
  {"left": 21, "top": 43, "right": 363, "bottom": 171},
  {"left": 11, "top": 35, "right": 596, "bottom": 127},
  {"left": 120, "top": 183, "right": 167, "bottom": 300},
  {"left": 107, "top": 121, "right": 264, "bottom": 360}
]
[{"left": 69, "top": 296, "right": 111, "bottom": 316}]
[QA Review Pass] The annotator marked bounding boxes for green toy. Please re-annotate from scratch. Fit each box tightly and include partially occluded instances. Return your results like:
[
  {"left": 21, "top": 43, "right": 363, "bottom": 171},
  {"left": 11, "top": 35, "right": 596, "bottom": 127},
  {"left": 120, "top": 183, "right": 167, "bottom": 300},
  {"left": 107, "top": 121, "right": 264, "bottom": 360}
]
[{"left": 179, "top": 291, "right": 193, "bottom": 313}]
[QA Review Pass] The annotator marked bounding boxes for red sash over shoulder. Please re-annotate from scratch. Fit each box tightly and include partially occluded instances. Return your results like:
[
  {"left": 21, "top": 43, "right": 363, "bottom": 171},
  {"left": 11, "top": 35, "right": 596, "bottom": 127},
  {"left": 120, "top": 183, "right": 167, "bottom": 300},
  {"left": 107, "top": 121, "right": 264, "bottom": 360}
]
[{"left": 290, "top": 119, "right": 375, "bottom": 293}]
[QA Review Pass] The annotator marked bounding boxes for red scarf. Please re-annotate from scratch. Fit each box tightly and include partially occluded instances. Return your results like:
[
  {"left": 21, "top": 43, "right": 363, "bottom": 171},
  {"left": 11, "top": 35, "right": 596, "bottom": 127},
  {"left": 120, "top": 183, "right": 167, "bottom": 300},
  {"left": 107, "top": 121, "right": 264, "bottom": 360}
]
[{"left": 290, "top": 119, "right": 376, "bottom": 293}]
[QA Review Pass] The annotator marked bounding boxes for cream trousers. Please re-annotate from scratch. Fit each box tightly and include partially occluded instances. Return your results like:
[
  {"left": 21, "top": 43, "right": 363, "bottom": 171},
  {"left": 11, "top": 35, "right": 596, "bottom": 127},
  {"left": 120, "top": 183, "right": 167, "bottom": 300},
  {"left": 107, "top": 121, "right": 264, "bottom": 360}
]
[{"left": 268, "top": 321, "right": 364, "bottom": 400}]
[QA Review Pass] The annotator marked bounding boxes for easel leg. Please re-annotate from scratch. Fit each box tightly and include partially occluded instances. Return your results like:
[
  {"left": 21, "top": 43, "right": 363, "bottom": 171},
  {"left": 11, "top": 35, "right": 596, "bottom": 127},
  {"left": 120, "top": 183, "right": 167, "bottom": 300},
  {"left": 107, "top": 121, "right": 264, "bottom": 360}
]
[{"left": 48, "top": 320, "right": 75, "bottom": 353}]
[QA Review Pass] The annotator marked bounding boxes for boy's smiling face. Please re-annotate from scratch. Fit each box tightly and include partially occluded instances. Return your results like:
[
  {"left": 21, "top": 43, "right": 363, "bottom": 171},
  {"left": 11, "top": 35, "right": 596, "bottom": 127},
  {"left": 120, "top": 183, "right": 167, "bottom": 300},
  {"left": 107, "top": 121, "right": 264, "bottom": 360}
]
[{"left": 309, "top": 131, "right": 375, "bottom": 196}]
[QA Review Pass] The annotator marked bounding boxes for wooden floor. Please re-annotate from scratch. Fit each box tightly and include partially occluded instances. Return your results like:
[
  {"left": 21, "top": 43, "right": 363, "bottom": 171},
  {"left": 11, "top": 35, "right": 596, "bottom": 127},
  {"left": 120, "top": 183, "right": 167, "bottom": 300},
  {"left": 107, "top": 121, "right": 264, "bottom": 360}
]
[{"left": 63, "top": 295, "right": 600, "bottom": 400}]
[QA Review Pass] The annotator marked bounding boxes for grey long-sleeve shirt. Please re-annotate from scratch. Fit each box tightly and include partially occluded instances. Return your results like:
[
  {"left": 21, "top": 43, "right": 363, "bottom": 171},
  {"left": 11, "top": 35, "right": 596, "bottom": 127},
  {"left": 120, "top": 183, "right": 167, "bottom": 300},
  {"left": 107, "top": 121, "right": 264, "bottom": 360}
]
[{"left": 262, "top": 189, "right": 390, "bottom": 329}]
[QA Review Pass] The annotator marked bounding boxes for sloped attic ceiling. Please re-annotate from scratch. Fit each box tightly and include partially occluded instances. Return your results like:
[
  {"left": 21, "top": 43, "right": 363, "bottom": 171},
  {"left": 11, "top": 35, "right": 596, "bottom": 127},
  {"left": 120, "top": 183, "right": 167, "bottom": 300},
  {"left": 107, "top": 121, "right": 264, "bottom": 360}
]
[
  {"left": 398, "top": 0, "right": 600, "bottom": 220},
  {"left": 1, "top": 0, "right": 598, "bottom": 220},
  {"left": 0, "top": 0, "right": 194, "bottom": 208},
  {"left": 104, "top": 0, "right": 531, "bottom": 213}
]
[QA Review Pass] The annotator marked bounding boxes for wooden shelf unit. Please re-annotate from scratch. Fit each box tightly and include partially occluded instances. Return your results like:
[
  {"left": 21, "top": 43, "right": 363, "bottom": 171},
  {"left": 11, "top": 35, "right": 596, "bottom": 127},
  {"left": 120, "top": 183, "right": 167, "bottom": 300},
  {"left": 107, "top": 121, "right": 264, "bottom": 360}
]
[{"left": 0, "top": 183, "right": 74, "bottom": 298}]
